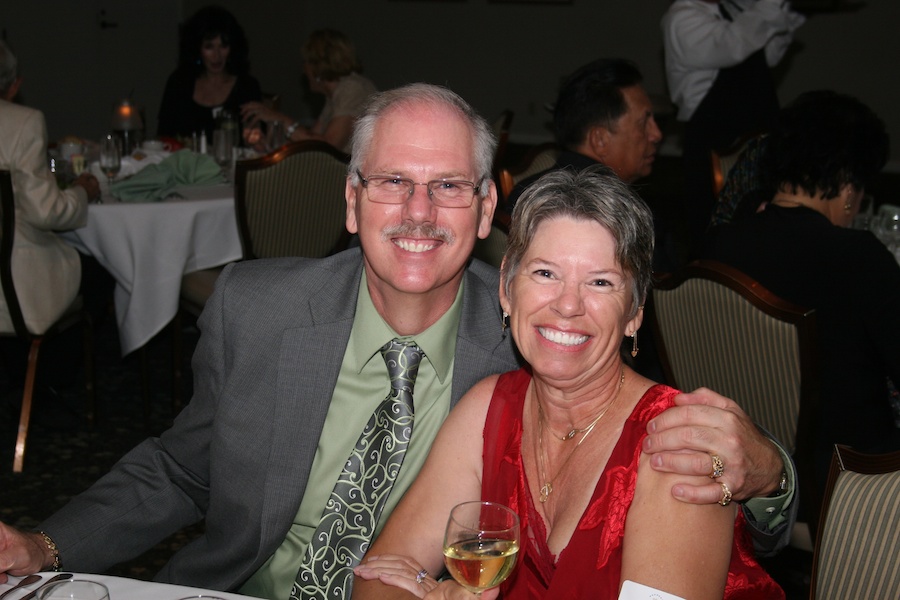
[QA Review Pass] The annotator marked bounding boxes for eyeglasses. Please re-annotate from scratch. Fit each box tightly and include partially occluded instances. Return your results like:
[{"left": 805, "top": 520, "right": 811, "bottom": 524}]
[{"left": 356, "top": 170, "right": 481, "bottom": 208}]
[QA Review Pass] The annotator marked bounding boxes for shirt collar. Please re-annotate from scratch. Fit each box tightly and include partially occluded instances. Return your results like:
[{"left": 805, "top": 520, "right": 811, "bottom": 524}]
[{"left": 349, "top": 271, "right": 463, "bottom": 383}]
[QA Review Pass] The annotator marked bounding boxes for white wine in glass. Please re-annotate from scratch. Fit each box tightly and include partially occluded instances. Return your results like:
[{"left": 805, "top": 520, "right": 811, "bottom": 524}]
[
  {"left": 443, "top": 501, "right": 520, "bottom": 595},
  {"left": 99, "top": 134, "right": 121, "bottom": 185}
]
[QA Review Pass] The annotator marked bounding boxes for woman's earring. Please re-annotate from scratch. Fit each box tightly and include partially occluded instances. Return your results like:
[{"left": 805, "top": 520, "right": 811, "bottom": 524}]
[
  {"left": 631, "top": 331, "right": 639, "bottom": 358},
  {"left": 501, "top": 311, "right": 509, "bottom": 332}
]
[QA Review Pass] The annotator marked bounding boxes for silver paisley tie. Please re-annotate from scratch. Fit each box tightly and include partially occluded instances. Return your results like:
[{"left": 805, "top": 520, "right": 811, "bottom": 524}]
[{"left": 291, "top": 339, "right": 422, "bottom": 600}]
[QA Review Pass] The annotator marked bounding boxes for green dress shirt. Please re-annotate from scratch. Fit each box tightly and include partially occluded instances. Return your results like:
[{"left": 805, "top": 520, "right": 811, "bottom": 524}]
[{"left": 241, "top": 273, "right": 463, "bottom": 599}]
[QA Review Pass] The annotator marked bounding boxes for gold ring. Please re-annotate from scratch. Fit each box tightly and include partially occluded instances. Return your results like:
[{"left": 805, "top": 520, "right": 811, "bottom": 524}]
[
  {"left": 416, "top": 569, "right": 428, "bottom": 585},
  {"left": 718, "top": 482, "right": 732, "bottom": 506},
  {"left": 709, "top": 454, "right": 725, "bottom": 479}
]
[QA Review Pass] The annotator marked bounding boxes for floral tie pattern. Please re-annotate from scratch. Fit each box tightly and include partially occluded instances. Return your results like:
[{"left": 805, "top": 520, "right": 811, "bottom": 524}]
[{"left": 291, "top": 339, "right": 422, "bottom": 599}]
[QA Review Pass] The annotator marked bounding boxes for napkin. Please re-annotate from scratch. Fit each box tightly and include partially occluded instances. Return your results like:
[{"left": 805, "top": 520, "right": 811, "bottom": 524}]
[{"left": 109, "top": 150, "right": 225, "bottom": 201}]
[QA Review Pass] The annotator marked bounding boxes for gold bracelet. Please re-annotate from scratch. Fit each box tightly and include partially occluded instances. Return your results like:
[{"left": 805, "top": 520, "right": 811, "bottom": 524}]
[{"left": 38, "top": 531, "right": 61, "bottom": 571}]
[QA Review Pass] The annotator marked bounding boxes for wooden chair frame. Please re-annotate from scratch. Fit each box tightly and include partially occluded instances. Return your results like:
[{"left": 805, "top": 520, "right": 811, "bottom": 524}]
[
  {"left": 497, "top": 142, "right": 561, "bottom": 205},
  {"left": 809, "top": 444, "right": 900, "bottom": 599},
  {"left": 647, "top": 259, "right": 821, "bottom": 535},
  {"left": 233, "top": 140, "right": 351, "bottom": 260}
]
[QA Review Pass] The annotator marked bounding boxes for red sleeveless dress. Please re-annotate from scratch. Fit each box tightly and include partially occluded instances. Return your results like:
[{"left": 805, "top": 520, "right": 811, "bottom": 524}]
[{"left": 481, "top": 368, "right": 784, "bottom": 599}]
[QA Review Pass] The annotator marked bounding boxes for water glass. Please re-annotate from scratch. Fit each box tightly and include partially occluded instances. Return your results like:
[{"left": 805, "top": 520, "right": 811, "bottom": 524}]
[
  {"left": 212, "top": 129, "right": 233, "bottom": 178},
  {"left": 267, "top": 120, "right": 286, "bottom": 152},
  {"left": 36, "top": 580, "right": 110, "bottom": 600}
]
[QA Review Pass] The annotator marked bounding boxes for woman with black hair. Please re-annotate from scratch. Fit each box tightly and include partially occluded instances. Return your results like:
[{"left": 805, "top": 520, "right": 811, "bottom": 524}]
[
  {"left": 157, "top": 5, "right": 261, "bottom": 142},
  {"left": 703, "top": 90, "right": 899, "bottom": 497}
]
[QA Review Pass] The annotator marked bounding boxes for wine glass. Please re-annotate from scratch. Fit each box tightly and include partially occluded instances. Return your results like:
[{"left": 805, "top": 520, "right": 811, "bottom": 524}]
[
  {"left": 99, "top": 134, "right": 121, "bottom": 186},
  {"left": 443, "top": 501, "right": 520, "bottom": 595},
  {"left": 36, "top": 580, "right": 110, "bottom": 600}
]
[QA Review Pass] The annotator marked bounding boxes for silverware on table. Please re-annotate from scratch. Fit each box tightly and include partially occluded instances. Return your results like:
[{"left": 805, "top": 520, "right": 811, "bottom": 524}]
[
  {"left": 18, "top": 573, "right": 73, "bottom": 600},
  {"left": 0, "top": 575, "right": 42, "bottom": 600}
]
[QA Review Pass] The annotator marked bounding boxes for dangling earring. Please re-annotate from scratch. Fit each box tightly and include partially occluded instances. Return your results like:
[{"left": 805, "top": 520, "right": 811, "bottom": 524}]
[
  {"left": 631, "top": 331, "right": 639, "bottom": 358},
  {"left": 501, "top": 311, "right": 509, "bottom": 332}
]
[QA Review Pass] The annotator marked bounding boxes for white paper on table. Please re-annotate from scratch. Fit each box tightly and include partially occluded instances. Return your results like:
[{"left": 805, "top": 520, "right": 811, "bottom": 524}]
[{"left": 618, "top": 580, "right": 686, "bottom": 600}]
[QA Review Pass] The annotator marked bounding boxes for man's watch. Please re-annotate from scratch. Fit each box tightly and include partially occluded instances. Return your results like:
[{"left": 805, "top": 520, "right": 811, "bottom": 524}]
[{"left": 768, "top": 469, "right": 789, "bottom": 497}]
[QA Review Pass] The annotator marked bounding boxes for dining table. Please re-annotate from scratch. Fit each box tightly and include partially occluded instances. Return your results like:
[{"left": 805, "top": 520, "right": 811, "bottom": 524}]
[
  {"left": 59, "top": 181, "right": 243, "bottom": 356},
  {"left": 0, "top": 573, "right": 263, "bottom": 600}
]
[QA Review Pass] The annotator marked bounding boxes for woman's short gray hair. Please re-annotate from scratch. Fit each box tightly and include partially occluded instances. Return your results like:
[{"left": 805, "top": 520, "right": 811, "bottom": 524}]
[
  {"left": 501, "top": 165, "right": 655, "bottom": 317},
  {"left": 348, "top": 83, "right": 496, "bottom": 197}
]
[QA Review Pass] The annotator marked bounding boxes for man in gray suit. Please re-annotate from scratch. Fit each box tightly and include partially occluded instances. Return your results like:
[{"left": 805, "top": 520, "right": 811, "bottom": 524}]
[{"left": 0, "top": 84, "right": 793, "bottom": 598}]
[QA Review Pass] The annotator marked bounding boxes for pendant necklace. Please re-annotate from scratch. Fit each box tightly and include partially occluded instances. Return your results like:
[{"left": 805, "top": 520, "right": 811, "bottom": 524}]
[{"left": 535, "top": 366, "right": 625, "bottom": 503}]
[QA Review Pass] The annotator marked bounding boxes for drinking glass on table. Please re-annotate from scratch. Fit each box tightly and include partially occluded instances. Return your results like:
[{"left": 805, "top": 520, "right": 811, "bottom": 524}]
[
  {"left": 212, "top": 129, "right": 234, "bottom": 178},
  {"left": 36, "top": 580, "right": 110, "bottom": 600},
  {"left": 99, "top": 134, "right": 121, "bottom": 185},
  {"left": 443, "top": 501, "right": 520, "bottom": 595}
]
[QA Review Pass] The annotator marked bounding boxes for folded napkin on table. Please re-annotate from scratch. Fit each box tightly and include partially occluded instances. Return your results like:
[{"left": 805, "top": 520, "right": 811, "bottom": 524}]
[{"left": 109, "top": 150, "right": 225, "bottom": 201}]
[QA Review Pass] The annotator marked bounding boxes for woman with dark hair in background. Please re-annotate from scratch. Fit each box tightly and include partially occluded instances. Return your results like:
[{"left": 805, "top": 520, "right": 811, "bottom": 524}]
[
  {"left": 703, "top": 90, "right": 899, "bottom": 497},
  {"left": 157, "top": 5, "right": 261, "bottom": 142},
  {"left": 241, "top": 29, "right": 376, "bottom": 153}
]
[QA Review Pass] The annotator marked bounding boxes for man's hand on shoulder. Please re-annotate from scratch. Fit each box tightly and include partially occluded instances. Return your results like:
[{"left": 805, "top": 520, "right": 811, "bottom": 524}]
[{"left": 642, "top": 388, "right": 784, "bottom": 504}]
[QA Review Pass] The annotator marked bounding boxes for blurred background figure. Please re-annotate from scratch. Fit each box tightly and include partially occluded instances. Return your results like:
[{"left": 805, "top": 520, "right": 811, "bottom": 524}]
[
  {"left": 662, "top": 0, "right": 804, "bottom": 256},
  {"left": 0, "top": 39, "right": 111, "bottom": 396},
  {"left": 702, "top": 90, "right": 898, "bottom": 499},
  {"left": 241, "top": 29, "right": 376, "bottom": 154},
  {"left": 157, "top": 5, "right": 261, "bottom": 145}
]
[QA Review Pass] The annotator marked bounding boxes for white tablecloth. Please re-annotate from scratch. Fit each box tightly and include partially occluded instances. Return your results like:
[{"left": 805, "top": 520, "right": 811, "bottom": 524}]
[
  {"left": 0, "top": 573, "right": 263, "bottom": 600},
  {"left": 60, "top": 184, "right": 243, "bottom": 355}
]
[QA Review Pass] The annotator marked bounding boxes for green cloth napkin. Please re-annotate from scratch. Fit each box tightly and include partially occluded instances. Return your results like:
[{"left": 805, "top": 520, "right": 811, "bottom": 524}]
[{"left": 110, "top": 150, "right": 226, "bottom": 201}]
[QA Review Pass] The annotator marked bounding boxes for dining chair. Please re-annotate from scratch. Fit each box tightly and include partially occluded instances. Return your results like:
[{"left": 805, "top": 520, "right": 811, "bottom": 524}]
[
  {"left": 490, "top": 109, "right": 514, "bottom": 180},
  {"left": 647, "top": 259, "right": 821, "bottom": 544},
  {"left": 497, "top": 142, "right": 561, "bottom": 206},
  {"left": 809, "top": 444, "right": 900, "bottom": 599},
  {"left": 0, "top": 169, "right": 96, "bottom": 472},
  {"left": 174, "top": 141, "right": 351, "bottom": 411},
  {"left": 471, "top": 208, "right": 511, "bottom": 270}
]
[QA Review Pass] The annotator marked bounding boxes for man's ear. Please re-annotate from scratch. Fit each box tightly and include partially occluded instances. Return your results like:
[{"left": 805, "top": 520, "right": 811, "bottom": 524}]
[
  {"left": 345, "top": 177, "right": 359, "bottom": 234},
  {"left": 586, "top": 125, "right": 611, "bottom": 160}
]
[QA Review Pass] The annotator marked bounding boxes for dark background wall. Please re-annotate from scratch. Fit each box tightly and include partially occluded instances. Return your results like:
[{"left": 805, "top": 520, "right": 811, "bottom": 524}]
[{"left": 4, "top": 0, "right": 899, "bottom": 167}]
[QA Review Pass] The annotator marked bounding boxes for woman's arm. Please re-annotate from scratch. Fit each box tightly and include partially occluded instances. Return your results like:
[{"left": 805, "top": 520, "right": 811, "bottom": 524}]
[
  {"left": 352, "top": 376, "right": 499, "bottom": 600},
  {"left": 621, "top": 452, "right": 735, "bottom": 599}
]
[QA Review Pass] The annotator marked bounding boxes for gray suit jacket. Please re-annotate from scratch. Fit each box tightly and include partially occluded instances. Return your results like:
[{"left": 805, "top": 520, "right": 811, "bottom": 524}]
[{"left": 40, "top": 249, "right": 520, "bottom": 590}]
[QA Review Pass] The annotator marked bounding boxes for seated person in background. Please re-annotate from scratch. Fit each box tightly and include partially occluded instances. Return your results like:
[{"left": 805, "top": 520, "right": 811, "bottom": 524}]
[
  {"left": 506, "top": 58, "right": 661, "bottom": 209},
  {"left": 354, "top": 167, "right": 784, "bottom": 599},
  {"left": 0, "top": 39, "right": 111, "bottom": 389},
  {"left": 241, "top": 29, "right": 376, "bottom": 154},
  {"left": 157, "top": 5, "right": 262, "bottom": 143},
  {"left": 505, "top": 59, "right": 682, "bottom": 276},
  {"left": 0, "top": 84, "right": 792, "bottom": 599},
  {"left": 703, "top": 90, "right": 900, "bottom": 498}
]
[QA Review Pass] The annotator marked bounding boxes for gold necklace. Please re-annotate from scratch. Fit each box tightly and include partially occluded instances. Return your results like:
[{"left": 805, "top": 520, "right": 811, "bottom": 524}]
[{"left": 535, "top": 366, "right": 625, "bottom": 503}]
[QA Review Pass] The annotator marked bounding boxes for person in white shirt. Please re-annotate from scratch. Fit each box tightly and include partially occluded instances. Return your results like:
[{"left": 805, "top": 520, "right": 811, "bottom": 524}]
[{"left": 661, "top": 0, "right": 804, "bottom": 252}]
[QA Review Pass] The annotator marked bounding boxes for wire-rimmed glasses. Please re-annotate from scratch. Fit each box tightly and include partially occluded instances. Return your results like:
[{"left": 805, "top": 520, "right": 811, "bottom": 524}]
[{"left": 356, "top": 169, "right": 481, "bottom": 208}]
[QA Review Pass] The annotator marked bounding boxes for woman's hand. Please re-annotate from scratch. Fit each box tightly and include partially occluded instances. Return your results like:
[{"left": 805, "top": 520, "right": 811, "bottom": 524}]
[
  {"left": 354, "top": 554, "right": 439, "bottom": 598},
  {"left": 240, "top": 101, "right": 289, "bottom": 128},
  {"left": 353, "top": 555, "right": 498, "bottom": 600}
]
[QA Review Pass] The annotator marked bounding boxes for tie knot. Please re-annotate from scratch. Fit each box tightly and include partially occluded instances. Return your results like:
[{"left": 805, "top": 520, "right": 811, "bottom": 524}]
[{"left": 380, "top": 338, "right": 423, "bottom": 391}]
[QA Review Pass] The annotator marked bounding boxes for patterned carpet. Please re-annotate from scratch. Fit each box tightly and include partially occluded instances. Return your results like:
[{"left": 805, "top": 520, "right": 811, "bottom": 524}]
[{"left": 0, "top": 315, "right": 202, "bottom": 580}]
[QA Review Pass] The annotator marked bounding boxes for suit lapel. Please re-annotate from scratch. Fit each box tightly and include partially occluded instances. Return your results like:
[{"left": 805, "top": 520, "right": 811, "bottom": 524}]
[{"left": 259, "top": 256, "right": 363, "bottom": 545}]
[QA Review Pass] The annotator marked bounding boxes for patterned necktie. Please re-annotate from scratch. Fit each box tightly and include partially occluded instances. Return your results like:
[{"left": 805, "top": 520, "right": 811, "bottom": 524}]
[{"left": 291, "top": 339, "right": 423, "bottom": 600}]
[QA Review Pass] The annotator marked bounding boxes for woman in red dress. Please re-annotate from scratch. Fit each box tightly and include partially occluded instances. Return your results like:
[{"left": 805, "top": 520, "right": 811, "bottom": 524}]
[{"left": 353, "top": 166, "right": 783, "bottom": 599}]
